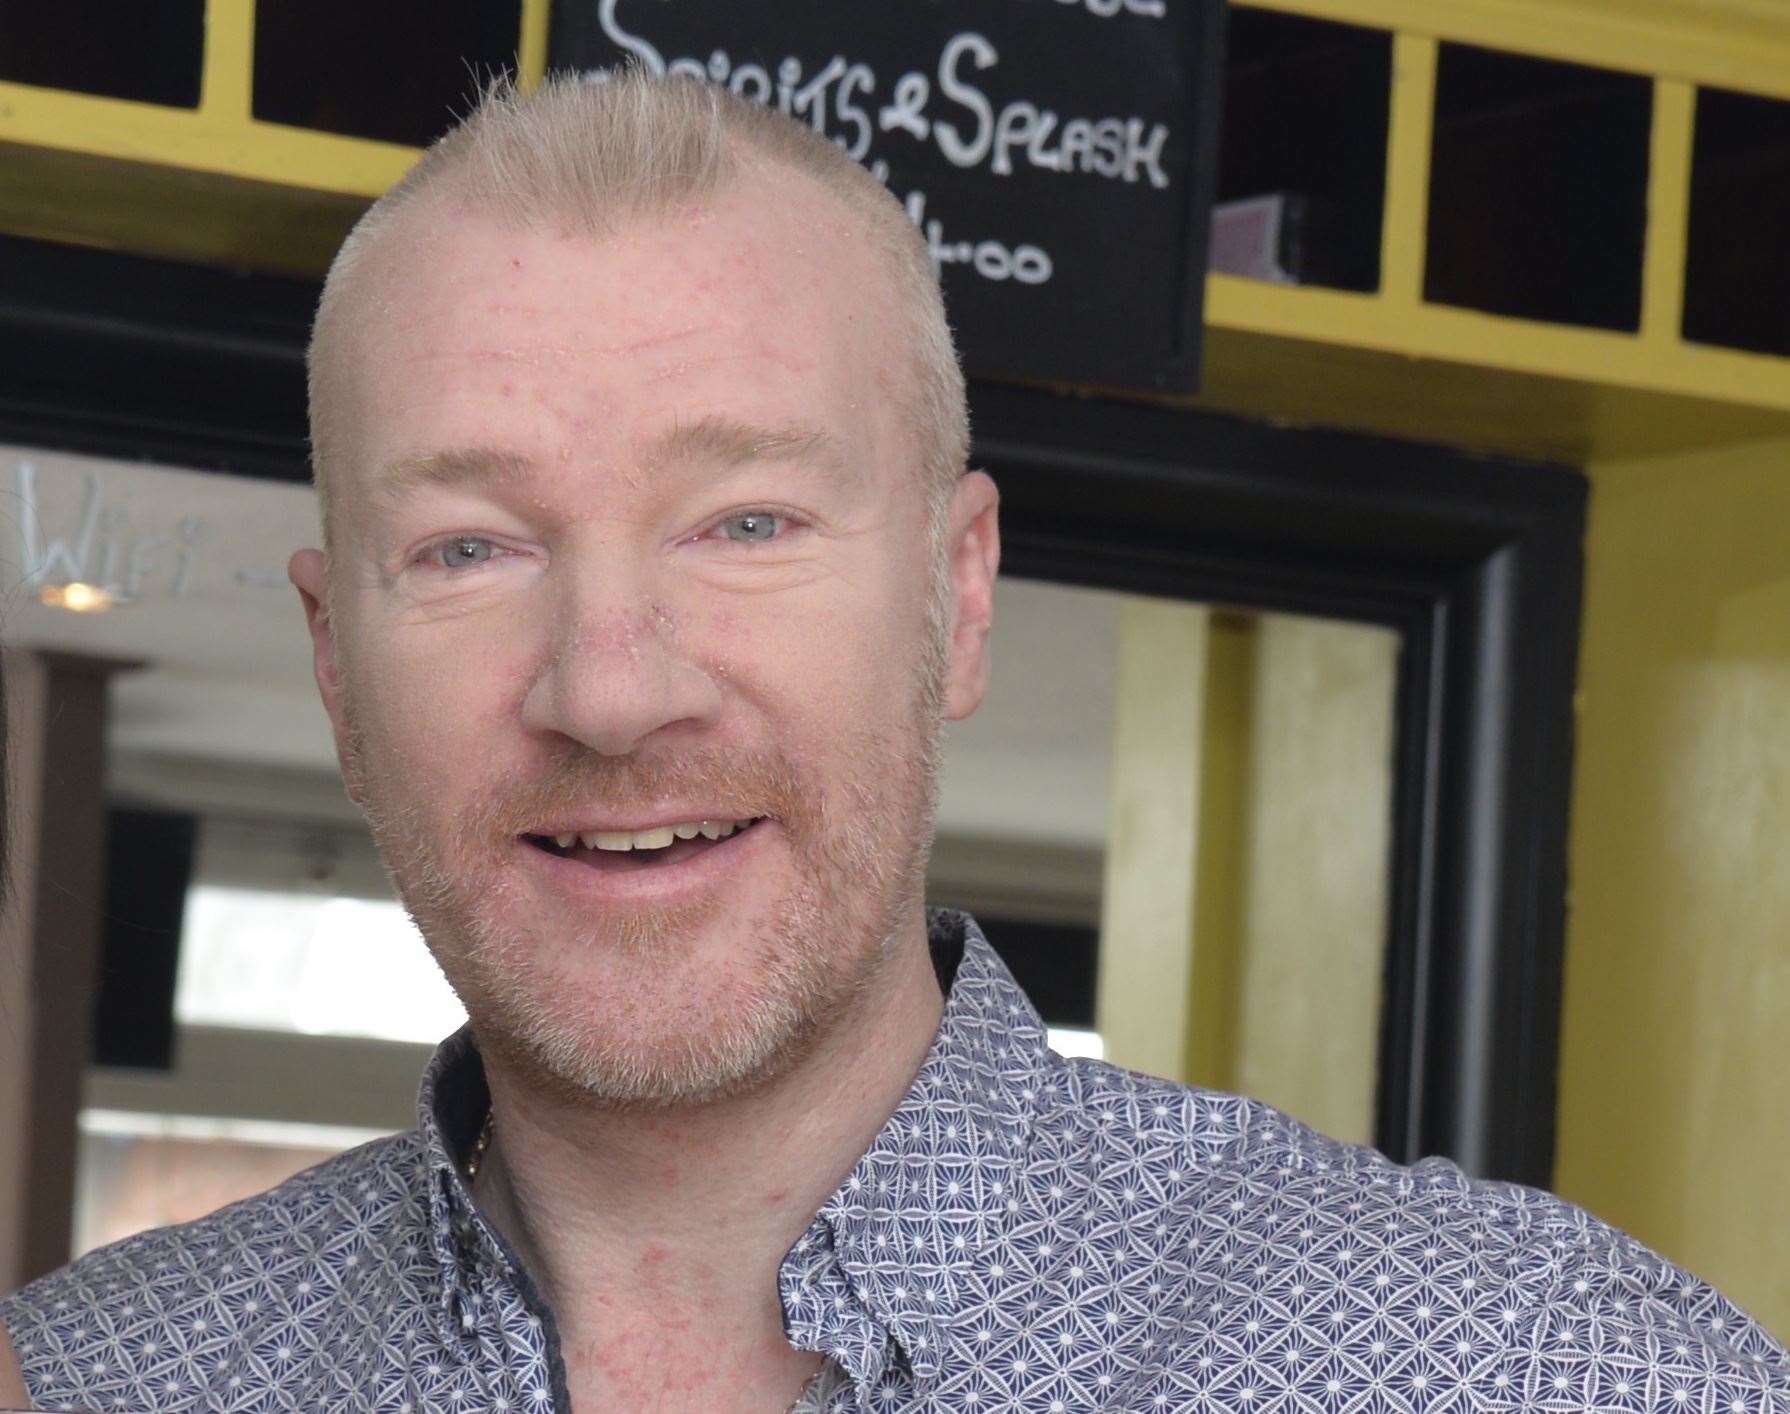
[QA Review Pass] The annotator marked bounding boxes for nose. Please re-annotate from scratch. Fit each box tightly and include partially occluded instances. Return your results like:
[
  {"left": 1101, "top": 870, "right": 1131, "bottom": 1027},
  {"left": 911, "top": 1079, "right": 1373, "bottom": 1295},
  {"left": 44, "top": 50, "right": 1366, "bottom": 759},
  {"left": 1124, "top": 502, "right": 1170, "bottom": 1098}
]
[{"left": 519, "top": 584, "right": 723, "bottom": 757}]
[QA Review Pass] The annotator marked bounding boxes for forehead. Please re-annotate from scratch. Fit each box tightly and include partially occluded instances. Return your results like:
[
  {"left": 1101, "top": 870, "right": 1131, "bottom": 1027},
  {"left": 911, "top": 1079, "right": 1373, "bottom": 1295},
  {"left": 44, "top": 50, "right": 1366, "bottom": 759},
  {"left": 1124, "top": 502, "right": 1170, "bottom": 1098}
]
[{"left": 329, "top": 171, "right": 911, "bottom": 497}]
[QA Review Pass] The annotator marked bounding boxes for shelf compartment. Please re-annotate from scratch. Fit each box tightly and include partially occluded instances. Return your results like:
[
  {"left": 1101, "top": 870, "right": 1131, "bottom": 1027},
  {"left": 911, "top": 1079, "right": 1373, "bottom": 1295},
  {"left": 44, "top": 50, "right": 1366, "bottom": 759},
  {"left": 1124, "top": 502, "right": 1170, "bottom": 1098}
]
[
  {"left": 1216, "top": 7, "right": 1392, "bottom": 293},
  {"left": 1425, "top": 44, "right": 1651, "bottom": 333},
  {"left": 1682, "top": 86, "right": 1790, "bottom": 359},
  {"left": 0, "top": 2, "right": 203, "bottom": 109},
  {"left": 252, "top": 0, "right": 523, "bottom": 147}
]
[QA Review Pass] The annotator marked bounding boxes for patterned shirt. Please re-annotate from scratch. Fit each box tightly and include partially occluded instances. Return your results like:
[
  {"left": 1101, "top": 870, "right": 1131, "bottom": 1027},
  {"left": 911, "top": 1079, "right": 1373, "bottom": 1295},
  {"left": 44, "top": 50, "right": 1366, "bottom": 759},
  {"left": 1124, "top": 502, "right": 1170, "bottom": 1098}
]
[{"left": 5, "top": 912, "right": 1787, "bottom": 1411}]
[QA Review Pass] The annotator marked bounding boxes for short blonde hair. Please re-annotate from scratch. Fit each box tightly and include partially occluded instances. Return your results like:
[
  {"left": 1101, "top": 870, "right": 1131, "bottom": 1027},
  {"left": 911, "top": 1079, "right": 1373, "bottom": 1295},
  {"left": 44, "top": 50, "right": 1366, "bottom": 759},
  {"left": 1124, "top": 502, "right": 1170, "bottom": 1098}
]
[{"left": 307, "top": 70, "right": 969, "bottom": 552}]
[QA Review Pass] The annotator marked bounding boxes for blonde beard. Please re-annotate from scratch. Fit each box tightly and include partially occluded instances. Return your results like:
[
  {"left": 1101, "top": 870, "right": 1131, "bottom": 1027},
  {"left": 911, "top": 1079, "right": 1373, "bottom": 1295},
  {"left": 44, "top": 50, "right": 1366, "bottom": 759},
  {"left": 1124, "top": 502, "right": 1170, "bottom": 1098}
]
[{"left": 340, "top": 640, "right": 948, "bottom": 1110}]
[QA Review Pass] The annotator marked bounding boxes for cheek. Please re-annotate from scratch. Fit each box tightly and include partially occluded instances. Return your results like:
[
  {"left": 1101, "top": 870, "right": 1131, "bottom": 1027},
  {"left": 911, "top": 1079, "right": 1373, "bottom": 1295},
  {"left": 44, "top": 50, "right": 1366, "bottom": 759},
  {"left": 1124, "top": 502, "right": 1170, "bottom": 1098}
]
[
  {"left": 703, "top": 578, "right": 923, "bottom": 728},
  {"left": 345, "top": 616, "right": 538, "bottom": 767}
]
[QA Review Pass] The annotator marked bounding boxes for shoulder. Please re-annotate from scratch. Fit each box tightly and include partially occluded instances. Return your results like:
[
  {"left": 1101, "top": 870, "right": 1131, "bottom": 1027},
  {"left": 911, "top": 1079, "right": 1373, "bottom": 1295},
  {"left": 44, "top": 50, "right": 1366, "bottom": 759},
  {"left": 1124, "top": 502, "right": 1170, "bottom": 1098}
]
[
  {"left": 6, "top": 1129, "right": 432, "bottom": 1308},
  {"left": 1027, "top": 1056, "right": 1790, "bottom": 1398},
  {"left": 1038, "top": 1053, "right": 1594, "bottom": 1248},
  {"left": 0, "top": 1131, "right": 434, "bottom": 1404}
]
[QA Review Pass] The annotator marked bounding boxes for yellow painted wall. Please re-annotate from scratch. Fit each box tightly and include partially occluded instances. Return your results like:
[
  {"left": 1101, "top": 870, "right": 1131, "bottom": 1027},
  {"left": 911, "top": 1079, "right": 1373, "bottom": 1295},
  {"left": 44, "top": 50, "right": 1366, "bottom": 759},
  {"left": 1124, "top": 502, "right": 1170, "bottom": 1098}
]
[
  {"left": 1228, "top": 614, "right": 1397, "bottom": 1147},
  {"left": 1097, "top": 599, "right": 1210, "bottom": 1083},
  {"left": 1555, "top": 441, "right": 1790, "bottom": 1340},
  {"left": 1102, "top": 607, "right": 1397, "bottom": 1149}
]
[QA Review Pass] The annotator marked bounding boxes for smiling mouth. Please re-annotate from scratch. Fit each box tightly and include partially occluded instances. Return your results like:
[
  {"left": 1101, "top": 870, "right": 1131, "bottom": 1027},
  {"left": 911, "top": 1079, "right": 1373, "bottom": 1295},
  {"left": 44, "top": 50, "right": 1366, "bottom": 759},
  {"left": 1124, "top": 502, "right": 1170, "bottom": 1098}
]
[{"left": 523, "top": 817, "right": 767, "bottom": 873}]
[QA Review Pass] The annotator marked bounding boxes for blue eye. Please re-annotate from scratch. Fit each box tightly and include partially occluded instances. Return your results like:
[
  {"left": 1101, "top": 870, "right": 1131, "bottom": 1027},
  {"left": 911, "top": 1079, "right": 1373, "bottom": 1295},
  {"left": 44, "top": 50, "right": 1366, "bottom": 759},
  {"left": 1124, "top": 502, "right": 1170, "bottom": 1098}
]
[
  {"left": 718, "top": 513, "right": 783, "bottom": 544},
  {"left": 437, "top": 537, "right": 496, "bottom": 569}
]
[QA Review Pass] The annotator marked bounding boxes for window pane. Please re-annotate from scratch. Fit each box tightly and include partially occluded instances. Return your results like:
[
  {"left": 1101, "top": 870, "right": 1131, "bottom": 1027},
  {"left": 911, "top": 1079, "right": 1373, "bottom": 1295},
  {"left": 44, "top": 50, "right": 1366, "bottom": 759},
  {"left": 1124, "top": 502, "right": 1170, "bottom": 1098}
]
[{"left": 175, "top": 885, "right": 466, "bottom": 1044}]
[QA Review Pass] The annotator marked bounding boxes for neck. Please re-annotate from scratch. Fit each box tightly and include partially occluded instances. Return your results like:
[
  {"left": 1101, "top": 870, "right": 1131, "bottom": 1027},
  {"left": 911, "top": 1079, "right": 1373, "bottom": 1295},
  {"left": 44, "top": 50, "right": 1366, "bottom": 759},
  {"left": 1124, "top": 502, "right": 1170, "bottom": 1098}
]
[{"left": 467, "top": 913, "right": 945, "bottom": 1407}]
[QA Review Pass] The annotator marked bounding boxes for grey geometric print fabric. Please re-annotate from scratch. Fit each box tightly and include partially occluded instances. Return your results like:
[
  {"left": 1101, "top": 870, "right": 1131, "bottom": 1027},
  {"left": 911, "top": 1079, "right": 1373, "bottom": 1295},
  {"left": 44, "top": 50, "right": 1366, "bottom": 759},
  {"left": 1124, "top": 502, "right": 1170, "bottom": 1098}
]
[{"left": 5, "top": 912, "right": 1786, "bottom": 1412}]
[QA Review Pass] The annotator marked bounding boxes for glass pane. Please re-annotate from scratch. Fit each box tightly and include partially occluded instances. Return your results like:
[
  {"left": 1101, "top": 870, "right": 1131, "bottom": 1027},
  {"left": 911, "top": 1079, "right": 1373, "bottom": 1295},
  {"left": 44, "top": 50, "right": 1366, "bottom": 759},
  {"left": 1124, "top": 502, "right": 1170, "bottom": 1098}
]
[
  {"left": 175, "top": 885, "right": 465, "bottom": 1044},
  {"left": 127, "top": 576, "right": 1398, "bottom": 1138},
  {"left": 19, "top": 434, "right": 1395, "bottom": 1238},
  {"left": 954, "top": 583, "right": 1398, "bottom": 1145},
  {"left": 138, "top": 577, "right": 1394, "bottom": 1142}
]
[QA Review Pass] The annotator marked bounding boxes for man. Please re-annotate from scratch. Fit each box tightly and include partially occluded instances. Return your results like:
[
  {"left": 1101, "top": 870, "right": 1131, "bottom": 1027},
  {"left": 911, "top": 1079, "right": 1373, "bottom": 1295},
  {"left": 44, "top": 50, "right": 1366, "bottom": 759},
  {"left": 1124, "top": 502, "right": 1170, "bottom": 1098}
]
[{"left": 2, "top": 72, "right": 1786, "bottom": 1413}]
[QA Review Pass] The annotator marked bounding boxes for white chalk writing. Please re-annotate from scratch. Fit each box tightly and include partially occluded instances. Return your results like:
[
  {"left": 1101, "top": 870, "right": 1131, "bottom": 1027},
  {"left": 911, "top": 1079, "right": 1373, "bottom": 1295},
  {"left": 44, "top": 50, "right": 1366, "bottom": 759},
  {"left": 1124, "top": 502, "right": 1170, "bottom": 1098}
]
[
  {"left": 594, "top": 2, "right": 1179, "bottom": 287},
  {"left": 598, "top": 2, "right": 879, "bottom": 157},
  {"left": 14, "top": 460, "right": 205, "bottom": 602},
  {"left": 919, "top": 33, "right": 1170, "bottom": 186},
  {"left": 1020, "top": 0, "right": 1167, "bottom": 17},
  {"left": 901, "top": 188, "right": 1053, "bottom": 285}
]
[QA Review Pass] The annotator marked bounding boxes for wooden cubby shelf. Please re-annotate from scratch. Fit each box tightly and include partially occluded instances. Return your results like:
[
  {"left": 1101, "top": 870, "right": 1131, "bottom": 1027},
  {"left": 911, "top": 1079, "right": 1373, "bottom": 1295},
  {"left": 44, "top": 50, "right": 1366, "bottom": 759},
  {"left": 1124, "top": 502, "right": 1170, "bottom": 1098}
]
[{"left": 1, "top": 0, "right": 1788, "bottom": 462}]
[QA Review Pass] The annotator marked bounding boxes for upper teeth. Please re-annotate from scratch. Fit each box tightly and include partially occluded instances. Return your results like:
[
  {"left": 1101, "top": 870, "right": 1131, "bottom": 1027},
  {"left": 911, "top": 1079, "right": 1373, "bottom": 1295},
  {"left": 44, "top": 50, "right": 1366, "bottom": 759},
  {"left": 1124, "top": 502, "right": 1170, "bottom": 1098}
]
[{"left": 551, "top": 820, "right": 754, "bottom": 852}]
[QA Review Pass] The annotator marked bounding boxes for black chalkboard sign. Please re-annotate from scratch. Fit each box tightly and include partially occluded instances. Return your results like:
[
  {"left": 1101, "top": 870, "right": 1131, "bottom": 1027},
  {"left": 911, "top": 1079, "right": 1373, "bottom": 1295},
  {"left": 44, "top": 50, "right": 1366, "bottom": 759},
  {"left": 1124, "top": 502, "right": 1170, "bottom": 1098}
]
[{"left": 548, "top": 1, "right": 1224, "bottom": 392}]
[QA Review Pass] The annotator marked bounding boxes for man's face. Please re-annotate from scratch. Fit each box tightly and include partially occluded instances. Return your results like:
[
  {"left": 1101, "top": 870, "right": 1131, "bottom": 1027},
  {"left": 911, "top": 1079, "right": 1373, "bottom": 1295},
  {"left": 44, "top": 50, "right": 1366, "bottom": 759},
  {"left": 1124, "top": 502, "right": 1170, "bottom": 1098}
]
[{"left": 295, "top": 172, "right": 998, "bottom": 1105}]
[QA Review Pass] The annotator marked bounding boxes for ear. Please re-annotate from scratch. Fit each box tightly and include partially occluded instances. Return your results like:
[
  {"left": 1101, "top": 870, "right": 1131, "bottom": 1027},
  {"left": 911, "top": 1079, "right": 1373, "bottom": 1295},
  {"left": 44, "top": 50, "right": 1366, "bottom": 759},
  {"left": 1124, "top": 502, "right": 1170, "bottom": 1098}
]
[
  {"left": 288, "top": 548, "right": 362, "bottom": 800},
  {"left": 940, "top": 471, "right": 1001, "bottom": 722}
]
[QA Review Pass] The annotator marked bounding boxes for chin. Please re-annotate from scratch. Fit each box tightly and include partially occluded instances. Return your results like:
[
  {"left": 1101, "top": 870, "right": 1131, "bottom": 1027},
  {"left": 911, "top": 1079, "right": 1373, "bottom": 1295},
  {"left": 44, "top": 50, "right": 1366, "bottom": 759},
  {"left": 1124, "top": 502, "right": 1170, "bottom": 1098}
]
[
  {"left": 470, "top": 939, "right": 839, "bottom": 1109},
  {"left": 445, "top": 877, "right": 877, "bottom": 1108}
]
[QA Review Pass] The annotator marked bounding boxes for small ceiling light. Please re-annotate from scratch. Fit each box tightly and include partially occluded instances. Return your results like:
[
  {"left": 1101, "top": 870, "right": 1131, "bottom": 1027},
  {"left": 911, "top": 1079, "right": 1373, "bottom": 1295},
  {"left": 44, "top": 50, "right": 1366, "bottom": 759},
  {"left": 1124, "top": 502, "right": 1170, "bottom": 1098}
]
[{"left": 39, "top": 581, "right": 117, "bottom": 614}]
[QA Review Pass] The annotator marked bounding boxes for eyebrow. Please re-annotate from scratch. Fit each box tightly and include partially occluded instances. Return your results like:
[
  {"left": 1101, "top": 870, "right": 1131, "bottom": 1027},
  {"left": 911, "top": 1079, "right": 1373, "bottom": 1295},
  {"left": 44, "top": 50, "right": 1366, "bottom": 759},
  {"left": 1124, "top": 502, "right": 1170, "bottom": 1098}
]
[
  {"left": 370, "top": 446, "right": 535, "bottom": 509},
  {"left": 646, "top": 414, "right": 858, "bottom": 487},
  {"left": 370, "top": 417, "right": 858, "bottom": 509}
]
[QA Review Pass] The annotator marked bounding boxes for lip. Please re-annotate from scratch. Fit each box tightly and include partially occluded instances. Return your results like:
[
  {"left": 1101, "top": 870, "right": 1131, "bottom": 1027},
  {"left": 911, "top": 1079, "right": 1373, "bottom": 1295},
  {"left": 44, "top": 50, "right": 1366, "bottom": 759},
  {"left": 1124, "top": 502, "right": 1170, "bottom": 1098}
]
[
  {"left": 513, "top": 816, "right": 777, "bottom": 904},
  {"left": 525, "top": 810, "right": 769, "bottom": 837}
]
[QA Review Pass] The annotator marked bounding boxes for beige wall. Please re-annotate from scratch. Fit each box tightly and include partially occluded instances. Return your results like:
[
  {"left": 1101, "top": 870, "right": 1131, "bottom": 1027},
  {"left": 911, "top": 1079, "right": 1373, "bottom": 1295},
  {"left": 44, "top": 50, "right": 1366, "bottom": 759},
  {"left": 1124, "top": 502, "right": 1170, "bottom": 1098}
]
[{"left": 1555, "top": 441, "right": 1790, "bottom": 1340}]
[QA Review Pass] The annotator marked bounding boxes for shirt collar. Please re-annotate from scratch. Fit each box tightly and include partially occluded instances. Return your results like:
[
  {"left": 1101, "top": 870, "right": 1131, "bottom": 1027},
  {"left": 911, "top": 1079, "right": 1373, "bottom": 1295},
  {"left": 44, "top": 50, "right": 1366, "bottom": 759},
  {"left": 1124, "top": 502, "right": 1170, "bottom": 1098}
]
[
  {"left": 416, "top": 1023, "right": 524, "bottom": 1350},
  {"left": 793, "top": 910, "right": 1051, "bottom": 1381},
  {"left": 414, "top": 909, "right": 1051, "bottom": 1377}
]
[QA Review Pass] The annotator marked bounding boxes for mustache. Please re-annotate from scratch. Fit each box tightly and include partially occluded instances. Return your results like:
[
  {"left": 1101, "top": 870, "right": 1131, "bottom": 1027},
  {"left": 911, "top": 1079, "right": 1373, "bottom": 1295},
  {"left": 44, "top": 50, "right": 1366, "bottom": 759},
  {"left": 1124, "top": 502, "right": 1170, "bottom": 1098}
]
[{"left": 463, "top": 745, "right": 809, "bottom": 838}]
